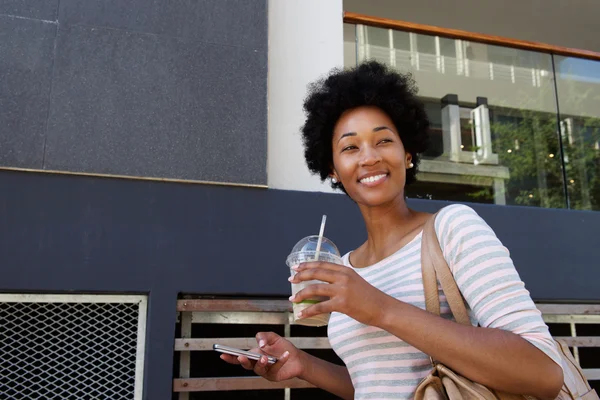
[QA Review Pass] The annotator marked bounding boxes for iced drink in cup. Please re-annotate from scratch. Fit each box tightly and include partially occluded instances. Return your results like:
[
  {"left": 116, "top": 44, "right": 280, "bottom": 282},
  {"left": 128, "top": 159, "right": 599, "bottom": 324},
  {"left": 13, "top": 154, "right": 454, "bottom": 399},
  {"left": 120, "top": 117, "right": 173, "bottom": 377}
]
[{"left": 286, "top": 235, "right": 342, "bottom": 327}]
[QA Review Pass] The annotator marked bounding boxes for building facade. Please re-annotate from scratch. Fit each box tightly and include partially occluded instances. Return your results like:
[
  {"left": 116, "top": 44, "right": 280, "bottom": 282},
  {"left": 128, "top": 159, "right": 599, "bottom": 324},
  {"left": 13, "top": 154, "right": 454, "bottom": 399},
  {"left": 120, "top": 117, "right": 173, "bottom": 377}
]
[{"left": 1, "top": 1, "right": 599, "bottom": 399}]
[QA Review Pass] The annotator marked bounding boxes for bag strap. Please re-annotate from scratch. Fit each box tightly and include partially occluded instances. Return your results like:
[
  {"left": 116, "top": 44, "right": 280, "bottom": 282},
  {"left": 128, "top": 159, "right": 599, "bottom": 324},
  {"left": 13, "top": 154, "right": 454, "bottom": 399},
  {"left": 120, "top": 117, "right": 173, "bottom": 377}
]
[{"left": 421, "top": 213, "right": 471, "bottom": 326}]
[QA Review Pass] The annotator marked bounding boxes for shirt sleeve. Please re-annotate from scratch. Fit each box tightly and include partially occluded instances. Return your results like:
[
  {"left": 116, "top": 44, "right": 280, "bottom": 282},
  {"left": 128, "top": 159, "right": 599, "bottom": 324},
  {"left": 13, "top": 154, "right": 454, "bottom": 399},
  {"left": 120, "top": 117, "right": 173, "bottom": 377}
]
[{"left": 434, "top": 204, "right": 562, "bottom": 367}]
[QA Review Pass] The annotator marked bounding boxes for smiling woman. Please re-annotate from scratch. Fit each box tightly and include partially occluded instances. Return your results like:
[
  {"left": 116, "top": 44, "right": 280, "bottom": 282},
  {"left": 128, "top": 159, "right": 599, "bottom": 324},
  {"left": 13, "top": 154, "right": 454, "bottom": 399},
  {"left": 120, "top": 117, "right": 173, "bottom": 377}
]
[{"left": 219, "top": 61, "right": 567, "bottom": 400}]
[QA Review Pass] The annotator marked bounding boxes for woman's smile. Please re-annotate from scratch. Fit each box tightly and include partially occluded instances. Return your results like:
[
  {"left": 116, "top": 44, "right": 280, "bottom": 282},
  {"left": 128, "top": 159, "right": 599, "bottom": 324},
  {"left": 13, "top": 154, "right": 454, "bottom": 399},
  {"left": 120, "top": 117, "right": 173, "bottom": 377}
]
[{"left": 358, "top": 172, "right": 389, "bottom": 186}]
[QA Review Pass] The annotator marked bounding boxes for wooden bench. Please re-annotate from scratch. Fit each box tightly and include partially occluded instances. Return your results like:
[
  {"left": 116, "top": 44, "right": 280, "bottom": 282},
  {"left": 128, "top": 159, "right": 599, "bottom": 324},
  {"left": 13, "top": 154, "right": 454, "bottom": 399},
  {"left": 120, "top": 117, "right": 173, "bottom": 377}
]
[{"left": 174, "top": 300, "right": 600, "bottom": 398}]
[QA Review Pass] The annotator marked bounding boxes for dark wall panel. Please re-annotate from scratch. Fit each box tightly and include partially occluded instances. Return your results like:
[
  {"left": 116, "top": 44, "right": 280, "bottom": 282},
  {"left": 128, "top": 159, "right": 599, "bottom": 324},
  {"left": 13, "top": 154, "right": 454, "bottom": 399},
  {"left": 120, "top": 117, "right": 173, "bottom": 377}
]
[
  {"left": 1, "top": 170, "right": 598, "bottom": 301},
  {"left": 0, "top": 15, "right": 56, "bottom": 168},
  {"left": 1, "top": 0, "right": 268, "bottom": 185}
]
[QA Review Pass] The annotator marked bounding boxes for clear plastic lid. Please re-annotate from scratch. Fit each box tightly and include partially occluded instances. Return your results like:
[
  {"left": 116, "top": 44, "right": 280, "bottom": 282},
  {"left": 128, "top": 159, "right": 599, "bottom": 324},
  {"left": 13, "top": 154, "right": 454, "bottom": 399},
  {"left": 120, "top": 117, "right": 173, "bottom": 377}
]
[{"left": 286, "top": 235, "right": 341, "bottom": 267}]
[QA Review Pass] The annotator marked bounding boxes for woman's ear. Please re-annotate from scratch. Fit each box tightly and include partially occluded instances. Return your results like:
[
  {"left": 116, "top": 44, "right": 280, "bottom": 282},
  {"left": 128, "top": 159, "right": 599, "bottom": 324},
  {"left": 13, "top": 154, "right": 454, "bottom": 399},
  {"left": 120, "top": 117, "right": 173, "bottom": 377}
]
[
  {"left": 329, "top": 164, "right": 339, "bottom": 181},
  {"left": 406, "top": 154, "right": 414, "bottom": 169},
  {"left": 329, "top": 168, "right": 340, "bottom": 184}
]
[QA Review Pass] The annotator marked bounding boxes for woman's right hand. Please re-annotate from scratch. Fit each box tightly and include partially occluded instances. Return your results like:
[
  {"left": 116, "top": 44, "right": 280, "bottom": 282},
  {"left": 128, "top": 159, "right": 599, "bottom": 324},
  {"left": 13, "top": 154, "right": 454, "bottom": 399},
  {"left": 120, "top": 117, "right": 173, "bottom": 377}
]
[{"left": 219, "top": 332, "right": 306, "bottom": 382}]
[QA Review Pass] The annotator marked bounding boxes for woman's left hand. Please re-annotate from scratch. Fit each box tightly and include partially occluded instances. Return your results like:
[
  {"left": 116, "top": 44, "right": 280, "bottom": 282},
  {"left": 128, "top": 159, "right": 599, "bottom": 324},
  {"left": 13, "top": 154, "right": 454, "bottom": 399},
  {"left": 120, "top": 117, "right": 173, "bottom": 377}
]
[{"left": 289, "top": 262, "right": 389, "bottom": 326}]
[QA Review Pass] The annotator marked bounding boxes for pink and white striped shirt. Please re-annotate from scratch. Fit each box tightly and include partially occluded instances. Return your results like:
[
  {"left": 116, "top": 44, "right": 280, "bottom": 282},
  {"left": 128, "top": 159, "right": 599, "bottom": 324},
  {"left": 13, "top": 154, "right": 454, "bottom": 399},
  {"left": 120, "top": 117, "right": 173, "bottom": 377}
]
[{"left": 328, "top": 204, "right": 562, "bottom": 399}]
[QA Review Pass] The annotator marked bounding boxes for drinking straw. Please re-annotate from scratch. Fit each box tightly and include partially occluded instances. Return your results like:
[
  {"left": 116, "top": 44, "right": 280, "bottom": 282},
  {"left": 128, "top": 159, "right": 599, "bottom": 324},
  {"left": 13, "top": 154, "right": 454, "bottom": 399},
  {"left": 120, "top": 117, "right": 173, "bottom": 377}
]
[{"left": 314, "top": 215, "right": 327, "bottom": 261}]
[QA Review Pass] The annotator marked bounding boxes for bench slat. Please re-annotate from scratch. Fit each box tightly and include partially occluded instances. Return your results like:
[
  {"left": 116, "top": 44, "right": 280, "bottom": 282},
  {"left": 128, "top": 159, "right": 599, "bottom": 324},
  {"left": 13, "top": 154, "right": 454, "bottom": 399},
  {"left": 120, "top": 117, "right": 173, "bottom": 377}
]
[
  {"left": 175, "top": 337, "right": 332, "bottom": 351},
  {"left": 178, "top": 299, "right": 290, "bottom": 312},
  {"left": 554, "top": 337, "right": 600, "bottom": 347},
  {"left": 175, "top": 336, "right": 600, "bottom": 352},
  {"left": 173, "top": 377, "right": 315, "bottom": 392},
  {"left": 584, "top": 369, "right": 600, "bottom": 380},
  {"left": 536, "top": 304, "right": 600, "bottom": 315}
]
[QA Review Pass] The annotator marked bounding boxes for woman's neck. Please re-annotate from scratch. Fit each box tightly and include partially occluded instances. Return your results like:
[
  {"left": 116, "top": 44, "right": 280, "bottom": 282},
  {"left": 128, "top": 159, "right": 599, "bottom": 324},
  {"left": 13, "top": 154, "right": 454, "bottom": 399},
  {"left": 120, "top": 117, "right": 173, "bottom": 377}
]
[{"left": 355, "top": 197, "right": 426, "bottom": 266}]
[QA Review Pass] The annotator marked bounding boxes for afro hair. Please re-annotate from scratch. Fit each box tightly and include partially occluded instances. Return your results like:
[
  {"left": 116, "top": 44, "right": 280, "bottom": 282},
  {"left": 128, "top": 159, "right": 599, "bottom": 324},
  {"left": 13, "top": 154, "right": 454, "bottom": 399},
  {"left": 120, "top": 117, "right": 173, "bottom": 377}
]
[{"left": 300, "top": 60, "right": 430, "bottom": 191}]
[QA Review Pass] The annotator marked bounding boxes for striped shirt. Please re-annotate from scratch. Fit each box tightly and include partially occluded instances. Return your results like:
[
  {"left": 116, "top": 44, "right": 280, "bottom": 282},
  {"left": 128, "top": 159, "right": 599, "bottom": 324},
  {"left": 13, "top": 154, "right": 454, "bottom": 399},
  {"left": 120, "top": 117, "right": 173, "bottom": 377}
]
[{"left": 327, "top": 204, "right": 562, "bottom": 399}]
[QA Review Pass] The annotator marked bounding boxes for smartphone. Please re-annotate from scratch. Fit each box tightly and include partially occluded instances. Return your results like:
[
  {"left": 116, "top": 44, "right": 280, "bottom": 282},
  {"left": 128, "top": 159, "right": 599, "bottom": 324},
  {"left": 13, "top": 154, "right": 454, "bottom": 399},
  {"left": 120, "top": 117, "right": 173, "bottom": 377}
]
[{"left": 213, "top": 344, "right": 277, "bottom": 364}]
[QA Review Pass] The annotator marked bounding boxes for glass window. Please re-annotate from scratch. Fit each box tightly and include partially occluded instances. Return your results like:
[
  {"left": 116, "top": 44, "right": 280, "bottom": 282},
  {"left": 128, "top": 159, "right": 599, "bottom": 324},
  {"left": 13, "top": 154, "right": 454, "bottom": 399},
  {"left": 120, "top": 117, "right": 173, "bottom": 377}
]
[
  {"left": 343, "top": 24, "right": 357, "bottom": 67},
  {"left": 363, "top": 26, "right": 390, "bottom": 62},
  {"left": 554, "top": 56, "right": 600, "bottom": 211},
  {"left": 392, "top": 30, "right": 410, "bottom": 52},
  {"left": 417, "top": 34, "right": 436, "bottom": 55},
  {"left": 355, "top": 26, "right": 567, "bottom": 208},
  {"left": 392, "top": 30, "right": 411, "bottom": 67}
]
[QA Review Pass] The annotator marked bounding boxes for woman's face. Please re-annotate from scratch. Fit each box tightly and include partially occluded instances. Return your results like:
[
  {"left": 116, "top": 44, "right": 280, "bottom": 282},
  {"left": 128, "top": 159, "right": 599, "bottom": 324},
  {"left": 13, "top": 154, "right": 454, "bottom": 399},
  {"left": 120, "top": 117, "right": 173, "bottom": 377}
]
[{"left": 331, "top": 106, "right": 412, "bottom": 207}]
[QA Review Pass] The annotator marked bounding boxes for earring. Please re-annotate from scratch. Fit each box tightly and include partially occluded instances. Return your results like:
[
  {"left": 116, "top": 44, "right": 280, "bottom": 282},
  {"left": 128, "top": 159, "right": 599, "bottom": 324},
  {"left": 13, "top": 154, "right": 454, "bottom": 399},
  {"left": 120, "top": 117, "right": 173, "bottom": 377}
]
[
  {"left": 331, "top": 177, "right": 338, "bottom": 184},
  {"left": 408, "top": 162, "right": 414, "bottom": 169}
]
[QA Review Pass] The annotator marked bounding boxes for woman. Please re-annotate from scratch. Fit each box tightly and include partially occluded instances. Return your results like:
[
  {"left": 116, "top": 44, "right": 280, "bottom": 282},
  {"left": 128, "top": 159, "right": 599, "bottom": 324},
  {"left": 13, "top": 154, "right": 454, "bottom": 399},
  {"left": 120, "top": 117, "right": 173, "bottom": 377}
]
[{"left": 221, "top": 61, "right": 564, "bottom": 399}]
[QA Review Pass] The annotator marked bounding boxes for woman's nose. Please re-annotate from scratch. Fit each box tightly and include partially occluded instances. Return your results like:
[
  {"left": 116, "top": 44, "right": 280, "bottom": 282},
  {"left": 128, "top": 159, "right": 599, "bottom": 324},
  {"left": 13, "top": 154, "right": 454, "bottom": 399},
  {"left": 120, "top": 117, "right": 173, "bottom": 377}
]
[{"left": 359, "top": 147, "right": 382, "bottom": 167}]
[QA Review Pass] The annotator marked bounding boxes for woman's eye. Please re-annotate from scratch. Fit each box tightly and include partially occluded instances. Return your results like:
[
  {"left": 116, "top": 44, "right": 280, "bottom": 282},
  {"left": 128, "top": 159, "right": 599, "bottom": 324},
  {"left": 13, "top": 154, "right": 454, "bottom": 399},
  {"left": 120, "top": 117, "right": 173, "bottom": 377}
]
[
  {"left": 378, "top": 138, "right": 392, "bottom": 145},
  {"left": 341, "top": 145, "right": 357, "bottom": 152}
]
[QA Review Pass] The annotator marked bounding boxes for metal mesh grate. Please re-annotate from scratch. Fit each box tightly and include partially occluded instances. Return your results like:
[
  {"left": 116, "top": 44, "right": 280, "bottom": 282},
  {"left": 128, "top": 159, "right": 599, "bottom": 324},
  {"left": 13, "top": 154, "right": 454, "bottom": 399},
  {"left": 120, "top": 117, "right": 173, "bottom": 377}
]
[{"left": 0, "top": 294, "right": 147, "bottom": 400}]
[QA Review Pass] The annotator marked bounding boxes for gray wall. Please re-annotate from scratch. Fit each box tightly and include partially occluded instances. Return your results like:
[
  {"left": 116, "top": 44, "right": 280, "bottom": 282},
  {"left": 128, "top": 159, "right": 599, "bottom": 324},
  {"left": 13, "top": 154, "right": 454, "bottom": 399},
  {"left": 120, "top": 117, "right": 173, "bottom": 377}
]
[
  {"left": 344, "top": 0, "right": 600, "bottom": 53},
  {"left": 0, "top": 0, "right": 268, "bottom": 185}
]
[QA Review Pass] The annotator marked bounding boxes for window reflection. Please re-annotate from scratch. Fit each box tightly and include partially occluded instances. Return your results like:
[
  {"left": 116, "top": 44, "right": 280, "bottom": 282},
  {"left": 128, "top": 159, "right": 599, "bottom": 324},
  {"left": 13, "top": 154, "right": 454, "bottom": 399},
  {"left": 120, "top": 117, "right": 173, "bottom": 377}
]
[
  {"left": 353, "top": 25, "right": 568, "bottom": 209},
  {"left": 555, "top": 56, "right": 600, "bottom": 211}
]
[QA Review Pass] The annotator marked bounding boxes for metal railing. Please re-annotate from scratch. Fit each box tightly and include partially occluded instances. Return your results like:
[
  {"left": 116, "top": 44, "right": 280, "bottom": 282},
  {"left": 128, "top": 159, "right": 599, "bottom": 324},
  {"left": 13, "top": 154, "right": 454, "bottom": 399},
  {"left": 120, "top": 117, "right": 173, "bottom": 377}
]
[{"left": 359, "top": 38, "right": 545, "bottom": 87}]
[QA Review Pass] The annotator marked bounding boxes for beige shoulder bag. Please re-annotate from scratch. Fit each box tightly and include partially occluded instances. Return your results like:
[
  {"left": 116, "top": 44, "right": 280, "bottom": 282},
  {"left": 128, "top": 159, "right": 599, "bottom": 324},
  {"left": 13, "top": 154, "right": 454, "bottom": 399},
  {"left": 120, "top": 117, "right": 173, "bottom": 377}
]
[{"left": 416, "top": 213, "right": 598, "bottom": 400}]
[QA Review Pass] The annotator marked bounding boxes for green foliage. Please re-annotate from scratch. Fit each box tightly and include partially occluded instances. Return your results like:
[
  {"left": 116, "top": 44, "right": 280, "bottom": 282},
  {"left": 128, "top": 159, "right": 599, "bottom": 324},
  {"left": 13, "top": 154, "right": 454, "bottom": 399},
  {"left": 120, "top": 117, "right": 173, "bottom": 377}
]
[{"left": 463, "top": 85, "right": 600, "bottom": 210}]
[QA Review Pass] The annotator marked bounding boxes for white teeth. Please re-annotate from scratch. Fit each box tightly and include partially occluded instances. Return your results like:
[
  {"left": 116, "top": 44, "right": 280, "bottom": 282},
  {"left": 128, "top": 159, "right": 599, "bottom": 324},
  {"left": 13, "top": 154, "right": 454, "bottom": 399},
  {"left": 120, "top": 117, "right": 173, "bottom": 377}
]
[{"left": 360, "top": 174, "right": 386, "bottom": 184}]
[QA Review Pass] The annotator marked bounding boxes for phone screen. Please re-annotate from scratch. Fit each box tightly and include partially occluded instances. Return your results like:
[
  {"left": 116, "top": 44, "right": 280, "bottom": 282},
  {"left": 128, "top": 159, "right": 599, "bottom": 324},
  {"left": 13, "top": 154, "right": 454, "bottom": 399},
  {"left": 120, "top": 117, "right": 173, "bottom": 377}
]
[{"left": 213, "top": 344, "right": 277, "bottom": 364}]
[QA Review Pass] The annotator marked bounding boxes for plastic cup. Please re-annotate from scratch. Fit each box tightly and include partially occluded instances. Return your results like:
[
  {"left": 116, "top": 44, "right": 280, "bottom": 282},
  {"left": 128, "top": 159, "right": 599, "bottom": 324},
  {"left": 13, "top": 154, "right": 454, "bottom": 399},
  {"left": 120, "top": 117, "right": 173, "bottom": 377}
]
[{"left": 286, "top": 235, "right": 342, "bottom": 326}]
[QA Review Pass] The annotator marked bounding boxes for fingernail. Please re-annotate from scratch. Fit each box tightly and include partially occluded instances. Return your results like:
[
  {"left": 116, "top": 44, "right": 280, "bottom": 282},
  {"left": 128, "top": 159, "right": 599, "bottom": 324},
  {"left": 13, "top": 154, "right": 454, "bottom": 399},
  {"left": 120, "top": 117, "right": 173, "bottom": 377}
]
[
  {"left": 288, "top": 276, "right": 293, "bottom": 282},
  {"left": 259, "top": 340, "right": 266, "bottom": 348},
  {"left": 283, "top": 351, "right": 290, "bottom": 358},
  {"left": 288, "top": 295, "right": 295, "bottom": 301},
  {"left": 261, "top": 356, "right": 267, "bottom": 364},
  {"left": 292, "top": 265, "right": 299, "bottom": 271},
  {"left": 296, "top": 311, "right": 303, "bottom": 318}
]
